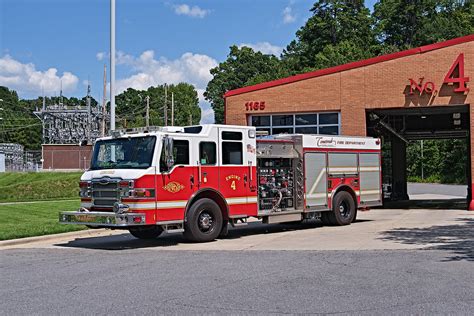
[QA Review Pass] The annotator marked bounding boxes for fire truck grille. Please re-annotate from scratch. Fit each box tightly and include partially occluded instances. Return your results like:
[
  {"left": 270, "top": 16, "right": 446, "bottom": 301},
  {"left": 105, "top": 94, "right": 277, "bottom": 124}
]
[{"left": 91, "top": 180, "right": 120, "bottom": 210}]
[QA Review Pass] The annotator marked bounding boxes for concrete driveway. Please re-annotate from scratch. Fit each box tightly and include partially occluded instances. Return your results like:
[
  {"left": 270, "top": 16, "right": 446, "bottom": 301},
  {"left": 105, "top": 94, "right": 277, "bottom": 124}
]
[{"left": 2, "top": 208, "right": 472, "bottom": 255}]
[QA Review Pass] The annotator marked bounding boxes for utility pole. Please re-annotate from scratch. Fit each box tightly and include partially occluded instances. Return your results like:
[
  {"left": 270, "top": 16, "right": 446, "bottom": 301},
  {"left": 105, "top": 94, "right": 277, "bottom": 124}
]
[
  {"left": 101, "top": 64, "right": 107, "bottom": 137},
  {"left": 421, "top": 140, "right": 424, "bottom": 180},
  {"left": 86, "top": 80, "right": 91, "bottom": 141},
  {"left": 171, "top": 92, "right": 174, "bottom": 126},
  {"left": 59, "top": 81, "right": 63, "bottom": 107},
  {"left": 110, "top": 0, "right": 116, "bottom": 131},
  {"left": 164, "top": 84, "right": 168, "bottom": 126},
  {"left": 145, "top": 95, "right": 150, "bottom": 128}
]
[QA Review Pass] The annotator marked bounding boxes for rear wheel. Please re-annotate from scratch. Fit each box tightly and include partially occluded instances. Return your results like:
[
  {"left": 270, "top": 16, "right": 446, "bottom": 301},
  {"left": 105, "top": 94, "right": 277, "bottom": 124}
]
[
  {"left": 129, "top": 226, "right": 163, "bottom": 239},
  {"left": 326, "top": 191, "right": 356, "bottom": 226},
  {"left": 184, "top": 198, "right": 223, "bottom": 242}
]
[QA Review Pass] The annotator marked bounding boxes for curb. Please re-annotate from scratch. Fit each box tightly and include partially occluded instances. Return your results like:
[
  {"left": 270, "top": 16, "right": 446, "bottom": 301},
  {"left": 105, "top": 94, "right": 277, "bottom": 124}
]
[{"left": 0, "top": 229, "right": 108, "bottom": 247}]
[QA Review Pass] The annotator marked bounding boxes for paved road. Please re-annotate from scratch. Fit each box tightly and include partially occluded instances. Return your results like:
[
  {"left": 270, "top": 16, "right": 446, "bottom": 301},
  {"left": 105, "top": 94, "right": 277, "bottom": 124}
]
[
  {"left": 1, "top": 208, "right": 473, "bottom": 314},
  {"left": 1, "top": 249, "right": 473, "bottom": 315}
]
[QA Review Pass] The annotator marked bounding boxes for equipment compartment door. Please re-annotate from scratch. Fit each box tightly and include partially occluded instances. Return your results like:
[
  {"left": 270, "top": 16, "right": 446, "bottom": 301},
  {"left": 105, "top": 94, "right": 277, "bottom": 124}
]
[
  {"left": 359, "top": 153, "right": 382, "bottom": 204},
  {"left": 304, "top": 152, "right": 328, "bottom": 208}
]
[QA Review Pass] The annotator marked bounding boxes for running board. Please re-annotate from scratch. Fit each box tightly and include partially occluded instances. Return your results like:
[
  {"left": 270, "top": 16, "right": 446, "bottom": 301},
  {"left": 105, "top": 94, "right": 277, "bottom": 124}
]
[
  {"left": 230, "top": 217, "right": 248, "bottom": 227},
  {"left": 263, "top": 213, "right": 302, "bottom": 224},
  {"left": 158, "top": 221, "right": 184, "bottom": 234}
]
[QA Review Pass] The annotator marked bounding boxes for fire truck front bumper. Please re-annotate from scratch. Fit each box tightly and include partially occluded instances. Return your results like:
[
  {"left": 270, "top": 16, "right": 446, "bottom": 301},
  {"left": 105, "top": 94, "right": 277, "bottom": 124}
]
[{"left": 59, "top": 210, "right": 147, "bottom": 227}]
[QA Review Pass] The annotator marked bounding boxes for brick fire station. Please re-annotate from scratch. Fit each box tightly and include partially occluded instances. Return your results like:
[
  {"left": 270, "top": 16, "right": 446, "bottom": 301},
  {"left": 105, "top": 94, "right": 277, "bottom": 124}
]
[{"left": 224, "top": 35, "right": 474, "bottom": 210}]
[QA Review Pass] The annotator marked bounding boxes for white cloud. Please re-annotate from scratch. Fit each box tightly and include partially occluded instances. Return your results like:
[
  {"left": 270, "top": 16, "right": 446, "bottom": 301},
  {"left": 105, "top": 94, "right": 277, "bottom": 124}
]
[
  {"left": 115, "top": 50, "right": 218, "bottom": 124},
  {"left": 282, "top": 6, "right": 296, "bottom": 24},
  {"left": 96, "top": 52, "right": 107, "bottom": 61},
  {"left": 174, "top": 4, "right": 210, "bottom": 18},
  {"left": 0, "top": 55, "right": 79, "bottom": 97},
  {"left": 239, "top": 42, "right": 283, "bottom": 56}
]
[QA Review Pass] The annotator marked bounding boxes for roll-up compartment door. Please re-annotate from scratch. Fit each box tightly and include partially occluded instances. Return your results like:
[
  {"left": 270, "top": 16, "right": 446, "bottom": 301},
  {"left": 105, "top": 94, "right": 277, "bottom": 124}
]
[
  {"left": 328, "top": 153, "right": 358, "bottom": 176},
  {"left": 304, "top": 152, "right": 327, "bottom": 208}
]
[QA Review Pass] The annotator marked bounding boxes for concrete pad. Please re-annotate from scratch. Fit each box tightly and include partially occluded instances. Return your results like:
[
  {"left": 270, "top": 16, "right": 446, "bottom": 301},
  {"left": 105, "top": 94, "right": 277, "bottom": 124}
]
[
  {"left": 1, "top": 208, "right": 471, "bottom": 252},
  {"left": 409, "top": 194, "right": 465, "bottom": 200}
]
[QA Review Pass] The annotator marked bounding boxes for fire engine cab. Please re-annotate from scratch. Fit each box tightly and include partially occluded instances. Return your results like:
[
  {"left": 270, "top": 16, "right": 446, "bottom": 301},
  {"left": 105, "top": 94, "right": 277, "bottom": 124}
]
[{"left": 60, "top": 124, "right": 382, "bottom": 242}]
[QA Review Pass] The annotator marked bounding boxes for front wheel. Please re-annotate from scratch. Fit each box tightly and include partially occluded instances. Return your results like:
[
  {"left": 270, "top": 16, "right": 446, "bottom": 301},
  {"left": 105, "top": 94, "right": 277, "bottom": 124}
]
[
  {"left": 326, "top": 191, "right": 356, "bottom": 226},
  {"left": 129, "top": 226, "right": 163, "bottom": 239},
  {"left": 184, "top": 198, "right": 223, "bottom": 242}
]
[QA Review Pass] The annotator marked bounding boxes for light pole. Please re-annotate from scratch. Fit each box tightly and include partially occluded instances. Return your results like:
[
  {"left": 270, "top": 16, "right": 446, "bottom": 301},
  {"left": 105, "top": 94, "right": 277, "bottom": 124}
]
[{"left": 110, "top": 0, "right": 116, "bottom": 131}]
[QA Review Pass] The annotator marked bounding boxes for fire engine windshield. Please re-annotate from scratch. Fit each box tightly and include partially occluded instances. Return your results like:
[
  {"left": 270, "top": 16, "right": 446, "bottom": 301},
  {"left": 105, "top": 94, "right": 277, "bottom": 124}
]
[{"left": 90, "top": 136, "right": 156, "bottom": 170}]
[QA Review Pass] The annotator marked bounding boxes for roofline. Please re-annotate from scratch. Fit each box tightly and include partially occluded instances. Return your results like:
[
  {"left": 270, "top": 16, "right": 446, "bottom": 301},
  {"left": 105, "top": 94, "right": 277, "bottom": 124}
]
[{"left": 224, "top": 34, "right": 474, "bottom": 98}]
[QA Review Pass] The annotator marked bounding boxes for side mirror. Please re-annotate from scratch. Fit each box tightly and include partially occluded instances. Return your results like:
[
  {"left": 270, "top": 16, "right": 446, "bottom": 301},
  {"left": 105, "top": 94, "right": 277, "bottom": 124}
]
[{"left": 163, "top": 136, "right": 174, "bottom": 170}]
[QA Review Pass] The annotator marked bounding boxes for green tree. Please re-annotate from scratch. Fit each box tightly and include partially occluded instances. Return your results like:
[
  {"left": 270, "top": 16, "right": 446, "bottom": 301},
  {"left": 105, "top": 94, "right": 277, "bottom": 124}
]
[
  {"left": 116, "top": 83, "right": 200, "bottom": 128},
  {"left": 374, "top": 0, "right": 473, "bottom": 49},
  {"left": 0, "top": 86, "right": 42, "bottom": 150},
  {"left": 282, "top": 0, "right": 376, "bottom": 71},
  {"left": 204, "top": 45, "right": 289, "bottom": 124}
]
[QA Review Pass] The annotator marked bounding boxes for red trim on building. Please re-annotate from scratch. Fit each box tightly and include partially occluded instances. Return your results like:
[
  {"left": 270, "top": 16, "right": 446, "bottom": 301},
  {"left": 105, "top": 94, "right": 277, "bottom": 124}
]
[{"left": 224, "top": 34, "right": 474, "bottom": 98}]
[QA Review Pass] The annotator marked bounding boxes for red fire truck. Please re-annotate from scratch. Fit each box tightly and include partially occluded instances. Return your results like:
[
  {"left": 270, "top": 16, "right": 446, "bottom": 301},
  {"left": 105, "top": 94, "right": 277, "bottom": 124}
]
[{"left": 60, "top": 124, "right": 382, "bottom": 242}]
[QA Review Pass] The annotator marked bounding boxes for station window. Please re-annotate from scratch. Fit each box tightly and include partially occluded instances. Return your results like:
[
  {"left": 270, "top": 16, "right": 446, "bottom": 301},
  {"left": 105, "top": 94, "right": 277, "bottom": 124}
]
[
  {"left": 249, "top": 112, "right": 340, "bottom": 135},
  {"left": 199, "top": 142, "right": 216, "bottom": 165}
]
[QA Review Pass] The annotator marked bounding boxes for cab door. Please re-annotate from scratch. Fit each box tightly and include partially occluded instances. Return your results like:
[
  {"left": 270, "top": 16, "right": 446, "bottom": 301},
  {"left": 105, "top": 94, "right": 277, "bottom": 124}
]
[
  {"left": 218, "top": 127, "right": 256, "bottom": 217},
  {"left": 155, "top": 137, "right": 197, "bottom": 222},
  {"left": 197, "top": 140, "right": 219, "bottom": 191}
]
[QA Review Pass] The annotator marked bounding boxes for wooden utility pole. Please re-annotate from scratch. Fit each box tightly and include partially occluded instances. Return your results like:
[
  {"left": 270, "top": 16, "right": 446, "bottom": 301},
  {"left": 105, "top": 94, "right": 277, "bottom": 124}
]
[
  {"left": 164, "top": 84, "right": 168, "bottom": 126},
  {"left": 171, "top": 92, "right": 174, "bottom": 126},
  {"left": 145, "top": 95, "right": 150, "bottom": 128},
  {"left": 101, "top": 64, "right": 107, "bottom": 137}
]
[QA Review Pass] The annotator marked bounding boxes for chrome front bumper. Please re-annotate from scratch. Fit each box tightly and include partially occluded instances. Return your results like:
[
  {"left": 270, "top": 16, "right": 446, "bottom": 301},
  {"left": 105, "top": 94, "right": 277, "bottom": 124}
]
[{"left": 59, "top": 210, "right": 147, "bottom": 227}]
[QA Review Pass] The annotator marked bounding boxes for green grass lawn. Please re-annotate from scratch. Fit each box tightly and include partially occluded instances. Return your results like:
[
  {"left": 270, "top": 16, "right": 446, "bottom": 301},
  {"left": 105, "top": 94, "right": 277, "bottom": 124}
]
[
  {"left": 0, "top": 200, "right": 87, "bottom": 240},
  {"left": 0, "top": 172, "right": 82, "bottom": 202}
]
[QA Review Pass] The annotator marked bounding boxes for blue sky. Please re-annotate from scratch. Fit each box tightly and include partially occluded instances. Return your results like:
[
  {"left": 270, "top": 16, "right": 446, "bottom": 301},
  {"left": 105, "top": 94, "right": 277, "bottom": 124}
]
[{"left": 0, "top": 0, "right": 377, "bottom": 122}]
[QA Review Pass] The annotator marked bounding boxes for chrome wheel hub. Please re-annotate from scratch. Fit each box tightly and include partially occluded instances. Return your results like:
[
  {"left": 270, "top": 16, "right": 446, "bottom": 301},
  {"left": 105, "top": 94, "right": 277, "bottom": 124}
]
[{"left": 198, "top": 212, "right": 213, "bottom": 231}]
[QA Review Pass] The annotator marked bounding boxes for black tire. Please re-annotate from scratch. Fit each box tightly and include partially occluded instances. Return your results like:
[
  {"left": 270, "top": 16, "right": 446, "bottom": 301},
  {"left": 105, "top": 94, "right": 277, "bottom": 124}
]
[
  {"left": 184, "top": 198, "right": 223, "bottom": 242},
  {"left": 129, "top": 226, "right": 163, "bottom": 239},
  {"left": 326, "top": 191, "right": 356, "bottom": 226},
  {"left": 219, "top": 220, "right": 229, "bottom": 237}
]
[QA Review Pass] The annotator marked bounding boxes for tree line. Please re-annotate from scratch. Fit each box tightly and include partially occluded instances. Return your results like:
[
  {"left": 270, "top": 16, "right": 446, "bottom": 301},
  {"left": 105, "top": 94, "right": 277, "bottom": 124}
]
[{"left": 0, "top": 83, "right": 201, "bottom": 150}]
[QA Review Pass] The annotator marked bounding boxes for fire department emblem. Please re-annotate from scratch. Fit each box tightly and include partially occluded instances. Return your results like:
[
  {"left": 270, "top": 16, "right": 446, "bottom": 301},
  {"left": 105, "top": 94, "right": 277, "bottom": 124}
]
[{"left": 163, "top": 181, "right": 185, "bottom": 193}]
